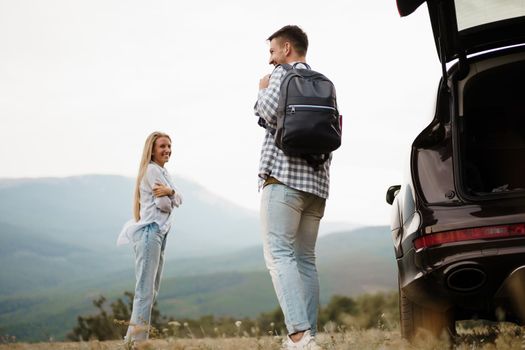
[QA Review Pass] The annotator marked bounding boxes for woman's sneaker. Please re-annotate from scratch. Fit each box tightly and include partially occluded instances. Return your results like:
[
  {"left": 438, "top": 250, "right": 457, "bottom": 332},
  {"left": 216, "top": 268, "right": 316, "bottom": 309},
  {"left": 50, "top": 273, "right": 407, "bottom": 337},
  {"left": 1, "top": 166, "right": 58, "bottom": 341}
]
[{"left": 284, "top": 330, "right": 322, "bottom": 350}]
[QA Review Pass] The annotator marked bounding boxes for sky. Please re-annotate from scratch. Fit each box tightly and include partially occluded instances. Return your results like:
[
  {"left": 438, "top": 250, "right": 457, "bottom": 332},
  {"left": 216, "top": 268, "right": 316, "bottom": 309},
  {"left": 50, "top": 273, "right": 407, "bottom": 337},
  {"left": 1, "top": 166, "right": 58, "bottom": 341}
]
[{"left": 0, "top": 0, "right": 442, "bottom": 226}]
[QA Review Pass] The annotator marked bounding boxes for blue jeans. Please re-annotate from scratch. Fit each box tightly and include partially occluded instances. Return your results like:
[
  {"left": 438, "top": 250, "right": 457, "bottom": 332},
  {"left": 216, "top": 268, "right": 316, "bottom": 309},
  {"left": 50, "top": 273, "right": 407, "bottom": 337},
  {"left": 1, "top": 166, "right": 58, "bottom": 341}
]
[
  {"left": 125, "top": 222, "right": 168, "bottom": 341},
  {"left": 260, "top": 184, "right": 326, "bottom": 335}
]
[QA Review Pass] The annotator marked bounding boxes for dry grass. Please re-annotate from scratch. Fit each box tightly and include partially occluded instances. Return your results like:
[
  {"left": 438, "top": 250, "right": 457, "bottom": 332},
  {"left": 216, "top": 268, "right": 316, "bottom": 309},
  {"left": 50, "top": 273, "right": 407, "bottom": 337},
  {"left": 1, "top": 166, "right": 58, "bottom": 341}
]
[{"left": 2, "top": 325, "right": 525, "bottom": 350}]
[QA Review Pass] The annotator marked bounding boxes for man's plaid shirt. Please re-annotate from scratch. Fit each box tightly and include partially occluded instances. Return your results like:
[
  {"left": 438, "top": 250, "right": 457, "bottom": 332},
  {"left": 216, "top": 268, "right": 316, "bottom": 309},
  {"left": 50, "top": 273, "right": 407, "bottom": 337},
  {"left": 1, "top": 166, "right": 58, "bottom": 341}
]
[{"left": 254, "top": 63, "right": 331, "bottom": 199}]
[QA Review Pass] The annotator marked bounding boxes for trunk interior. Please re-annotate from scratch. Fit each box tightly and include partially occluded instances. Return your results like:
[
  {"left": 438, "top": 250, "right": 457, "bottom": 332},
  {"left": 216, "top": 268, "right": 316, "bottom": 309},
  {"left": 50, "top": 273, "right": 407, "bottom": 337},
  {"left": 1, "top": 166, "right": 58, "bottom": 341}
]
[{"left": 460, "top": 58, "right": 525, "bottom": 196}]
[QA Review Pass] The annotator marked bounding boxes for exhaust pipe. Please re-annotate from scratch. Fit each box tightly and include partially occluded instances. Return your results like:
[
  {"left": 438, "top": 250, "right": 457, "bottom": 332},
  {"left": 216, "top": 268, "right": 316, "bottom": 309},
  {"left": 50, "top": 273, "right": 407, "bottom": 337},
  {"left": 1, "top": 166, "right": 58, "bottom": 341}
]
[{"left": 446, "top": 266, "right": 486, "bottom": 292}]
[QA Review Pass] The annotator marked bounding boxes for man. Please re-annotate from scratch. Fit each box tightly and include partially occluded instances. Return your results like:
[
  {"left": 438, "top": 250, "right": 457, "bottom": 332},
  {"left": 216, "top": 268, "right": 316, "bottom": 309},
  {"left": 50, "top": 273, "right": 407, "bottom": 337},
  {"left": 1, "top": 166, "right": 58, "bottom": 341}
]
[{"left": 254, "top": 25, "right": 330, "bottom": 350}]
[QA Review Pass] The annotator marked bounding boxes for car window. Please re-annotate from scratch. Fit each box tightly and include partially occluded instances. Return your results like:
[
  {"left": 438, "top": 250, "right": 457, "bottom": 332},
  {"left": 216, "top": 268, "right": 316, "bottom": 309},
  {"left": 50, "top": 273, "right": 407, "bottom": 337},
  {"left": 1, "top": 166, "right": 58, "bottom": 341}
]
[{"left": 455, "top": 0, "right": 525, "bottom": 31}]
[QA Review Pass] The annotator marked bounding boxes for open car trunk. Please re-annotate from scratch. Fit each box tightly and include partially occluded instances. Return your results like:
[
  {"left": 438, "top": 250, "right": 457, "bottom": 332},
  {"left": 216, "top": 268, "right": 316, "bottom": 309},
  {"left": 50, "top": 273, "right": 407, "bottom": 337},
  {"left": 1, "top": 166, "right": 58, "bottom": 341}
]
[{"left": 460, "top": 58, "right": 525, "bottom": 196}]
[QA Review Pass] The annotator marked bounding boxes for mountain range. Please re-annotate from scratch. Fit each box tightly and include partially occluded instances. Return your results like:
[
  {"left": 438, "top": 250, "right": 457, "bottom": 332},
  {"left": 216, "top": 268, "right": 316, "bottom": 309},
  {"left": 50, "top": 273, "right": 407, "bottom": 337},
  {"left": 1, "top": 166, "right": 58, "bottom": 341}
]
[{"left": 0, "top": 175, "right": 396, "bottom": 341}]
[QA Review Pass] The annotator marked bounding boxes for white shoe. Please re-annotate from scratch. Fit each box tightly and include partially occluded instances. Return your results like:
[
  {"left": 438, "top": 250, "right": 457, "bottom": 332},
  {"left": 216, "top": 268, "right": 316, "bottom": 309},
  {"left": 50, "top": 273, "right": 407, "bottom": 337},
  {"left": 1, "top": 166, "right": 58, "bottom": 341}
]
[{"left": 284, "top": 330, "right": 322, "bottom": 350}]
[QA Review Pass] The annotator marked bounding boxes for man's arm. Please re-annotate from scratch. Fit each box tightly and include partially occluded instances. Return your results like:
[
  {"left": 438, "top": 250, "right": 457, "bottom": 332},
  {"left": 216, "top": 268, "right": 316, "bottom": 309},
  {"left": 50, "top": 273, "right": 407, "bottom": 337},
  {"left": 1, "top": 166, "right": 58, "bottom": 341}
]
[{"left": 254, "top": 66, "right": 285, "bottom": 128}]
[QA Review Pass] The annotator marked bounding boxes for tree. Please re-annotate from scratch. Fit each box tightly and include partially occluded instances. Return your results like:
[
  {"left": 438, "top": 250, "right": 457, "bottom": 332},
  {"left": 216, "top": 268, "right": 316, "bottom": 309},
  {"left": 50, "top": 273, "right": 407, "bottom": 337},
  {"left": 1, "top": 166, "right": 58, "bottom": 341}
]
[
  {"left": 319, "top": 295, "right": 358, "bottom": 326},
  {"left": 67, "top": 291, "right": 167, "bottom": 341},
  {"left": 257, "top": 306, "right": 286, "bottom": 335}
]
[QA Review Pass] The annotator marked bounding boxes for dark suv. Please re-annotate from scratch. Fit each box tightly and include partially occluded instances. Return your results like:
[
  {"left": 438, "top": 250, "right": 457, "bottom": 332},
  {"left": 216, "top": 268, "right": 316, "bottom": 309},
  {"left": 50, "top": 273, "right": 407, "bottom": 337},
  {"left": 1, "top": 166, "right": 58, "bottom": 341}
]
[{"left": 387, "top": 0, "right": 525, "bottom": 340}]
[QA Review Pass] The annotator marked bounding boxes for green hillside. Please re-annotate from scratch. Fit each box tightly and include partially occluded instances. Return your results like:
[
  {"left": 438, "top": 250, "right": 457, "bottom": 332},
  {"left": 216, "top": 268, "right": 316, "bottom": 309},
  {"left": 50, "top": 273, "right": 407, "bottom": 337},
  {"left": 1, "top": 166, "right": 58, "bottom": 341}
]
[
  {"left": 0, "top": 176, "right": 395, "bottom": 342},
  {"left": 1, "top": 221, "right": 132, "bottom": 295},
  {"left": 158, "top": 271, "right": 277, "bottom": 317},
  {"left": 0, "top": 228, "right": 396, "bottom": 341},
  {"left": 0, "top": 175, "right": 262, "bottom": 258},
  {"left": 317, "top": 227, "right": 396, "bottom": 296}
]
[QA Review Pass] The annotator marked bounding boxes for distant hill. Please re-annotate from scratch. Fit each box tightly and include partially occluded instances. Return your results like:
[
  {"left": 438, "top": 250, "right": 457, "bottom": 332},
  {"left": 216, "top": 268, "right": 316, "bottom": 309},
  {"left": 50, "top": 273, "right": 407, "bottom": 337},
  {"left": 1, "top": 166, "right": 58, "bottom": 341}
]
[
  {"left": 0, "top": 175, "right": 358, "bottom": 295},
  {"left": 0, "top": 175, "right": 356, "bottom": 257},
  {"left": 0, "top": 175, "right": 262, "bottom": 295},
  {"left": 0, "top": 175, "right": 261, "bottom": 257},
  {"left": 0, "top": 175, "right": 393, "bottom": 341},
  {"left": 0, "top": 228, "right": 396, "bottom": 341},
  {"left": 157, "top": 226, "right": 396, "bottom": 316},
  {"left": 161, "top": 226, "right": 396, "bottom": 294}
]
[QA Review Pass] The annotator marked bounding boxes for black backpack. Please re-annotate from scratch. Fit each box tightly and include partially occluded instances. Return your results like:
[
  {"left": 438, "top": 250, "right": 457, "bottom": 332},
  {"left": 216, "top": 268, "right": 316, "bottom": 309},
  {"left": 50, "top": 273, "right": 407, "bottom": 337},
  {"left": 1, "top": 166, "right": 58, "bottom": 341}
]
[{"left": 274, "top": 63, "right": 341, "bottom": 169}]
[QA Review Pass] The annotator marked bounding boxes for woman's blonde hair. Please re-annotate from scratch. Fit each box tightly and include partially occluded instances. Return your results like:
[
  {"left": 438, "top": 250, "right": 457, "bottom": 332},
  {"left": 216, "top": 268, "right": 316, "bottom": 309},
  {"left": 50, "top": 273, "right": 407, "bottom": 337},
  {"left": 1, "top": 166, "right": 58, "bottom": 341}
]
[{"left": 133, "top": 131, "right": 171, "bottom": 221}]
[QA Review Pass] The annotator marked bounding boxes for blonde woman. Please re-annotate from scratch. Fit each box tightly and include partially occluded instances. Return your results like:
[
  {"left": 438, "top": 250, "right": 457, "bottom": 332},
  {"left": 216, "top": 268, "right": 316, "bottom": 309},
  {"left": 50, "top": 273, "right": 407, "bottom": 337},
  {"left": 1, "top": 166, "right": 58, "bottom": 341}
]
[{"left": 117, "top": 131, "right": 182, "bottom": 342}]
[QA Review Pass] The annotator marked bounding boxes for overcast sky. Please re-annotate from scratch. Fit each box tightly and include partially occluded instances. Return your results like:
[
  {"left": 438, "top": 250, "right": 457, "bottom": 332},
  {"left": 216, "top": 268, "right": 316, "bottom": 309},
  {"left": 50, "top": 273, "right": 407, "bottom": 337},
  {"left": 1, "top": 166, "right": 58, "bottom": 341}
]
[{"left": 0, "top": 0, "right": 442, "bottom": 226}]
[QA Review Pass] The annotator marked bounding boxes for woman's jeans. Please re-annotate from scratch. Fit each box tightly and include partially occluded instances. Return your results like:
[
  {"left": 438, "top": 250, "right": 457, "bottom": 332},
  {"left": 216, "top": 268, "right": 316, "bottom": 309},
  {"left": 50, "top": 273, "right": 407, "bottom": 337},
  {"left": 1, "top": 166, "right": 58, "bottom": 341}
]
[
  {"left": 126, "top": 222, "right": 168, "bottom": 341},
  {"left": 260, "top": 184, "right": 326, "bottom": 335}
]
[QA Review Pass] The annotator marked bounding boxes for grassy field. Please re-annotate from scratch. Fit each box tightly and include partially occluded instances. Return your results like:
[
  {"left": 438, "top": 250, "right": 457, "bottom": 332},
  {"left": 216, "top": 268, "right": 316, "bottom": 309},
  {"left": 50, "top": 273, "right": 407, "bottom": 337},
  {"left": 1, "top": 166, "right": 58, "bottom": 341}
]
[{"left": 2, "top": 324, "right": 525, "bottom": 350}]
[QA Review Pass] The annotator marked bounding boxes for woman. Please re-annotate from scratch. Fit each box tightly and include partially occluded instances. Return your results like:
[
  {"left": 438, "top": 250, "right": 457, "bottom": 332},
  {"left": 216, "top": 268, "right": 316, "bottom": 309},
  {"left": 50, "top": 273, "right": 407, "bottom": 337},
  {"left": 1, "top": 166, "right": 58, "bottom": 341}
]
[{"left": 117, "top": 131, "right": 182, "bottom": 342}]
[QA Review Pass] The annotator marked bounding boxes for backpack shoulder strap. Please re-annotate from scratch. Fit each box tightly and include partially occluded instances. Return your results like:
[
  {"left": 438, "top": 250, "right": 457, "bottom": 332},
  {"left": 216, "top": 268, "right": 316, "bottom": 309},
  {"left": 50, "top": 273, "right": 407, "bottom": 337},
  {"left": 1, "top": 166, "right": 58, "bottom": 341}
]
[
  {"left": 279, "top": 63, "right": 293, "bottom": 71},
  {"left": 292, "top": 62, "right": 311, "bottom": 70},
  {"left": 278, "top": 62, "right": 311, "bottom": 71}
]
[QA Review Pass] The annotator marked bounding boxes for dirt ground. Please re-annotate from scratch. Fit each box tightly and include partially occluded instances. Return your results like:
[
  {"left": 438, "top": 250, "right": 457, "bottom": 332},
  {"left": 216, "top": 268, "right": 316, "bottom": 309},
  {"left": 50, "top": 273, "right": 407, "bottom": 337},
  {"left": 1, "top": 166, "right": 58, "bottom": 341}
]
[{"left": 2, "top": 327, "right": 525, "bottom": 350}]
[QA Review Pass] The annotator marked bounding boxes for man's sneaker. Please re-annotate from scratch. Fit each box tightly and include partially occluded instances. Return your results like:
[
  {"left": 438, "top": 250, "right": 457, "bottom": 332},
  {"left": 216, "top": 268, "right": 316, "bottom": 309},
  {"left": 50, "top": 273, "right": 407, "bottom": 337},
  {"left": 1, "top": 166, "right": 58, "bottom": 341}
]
[{"left": 283, "top": 330, "right": 322, "bottom": 350}]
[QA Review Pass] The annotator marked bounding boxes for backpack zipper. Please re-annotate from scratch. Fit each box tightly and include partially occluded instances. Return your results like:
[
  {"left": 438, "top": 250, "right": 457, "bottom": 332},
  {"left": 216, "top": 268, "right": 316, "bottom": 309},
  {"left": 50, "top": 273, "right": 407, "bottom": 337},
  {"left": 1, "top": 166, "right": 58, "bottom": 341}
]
[{"left": 288, "top": 105, "right": 337, "bottom": 114}]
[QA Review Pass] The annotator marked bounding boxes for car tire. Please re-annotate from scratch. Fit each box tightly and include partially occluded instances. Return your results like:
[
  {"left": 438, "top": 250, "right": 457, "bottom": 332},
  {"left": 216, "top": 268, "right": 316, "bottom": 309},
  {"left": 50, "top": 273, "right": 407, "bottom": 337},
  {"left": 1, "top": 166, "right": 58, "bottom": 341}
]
[{"left": 399, "top": 280, "right": 455, "bottom": 340}]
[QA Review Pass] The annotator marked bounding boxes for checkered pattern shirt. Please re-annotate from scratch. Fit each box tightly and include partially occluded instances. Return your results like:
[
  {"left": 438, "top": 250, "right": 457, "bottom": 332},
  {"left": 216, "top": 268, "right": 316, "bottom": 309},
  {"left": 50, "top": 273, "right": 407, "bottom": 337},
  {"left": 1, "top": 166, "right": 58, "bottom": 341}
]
[{"left": 254, "top": 63, "right": 331, "bottom": 199}]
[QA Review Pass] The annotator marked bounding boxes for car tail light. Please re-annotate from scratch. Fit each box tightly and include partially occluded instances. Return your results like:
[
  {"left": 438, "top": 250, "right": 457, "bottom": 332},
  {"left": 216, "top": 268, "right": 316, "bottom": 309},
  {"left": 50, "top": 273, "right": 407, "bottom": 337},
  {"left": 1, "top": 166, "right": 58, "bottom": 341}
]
[{"left": 414, "top": 223, "right": 525, "bottom": 250}]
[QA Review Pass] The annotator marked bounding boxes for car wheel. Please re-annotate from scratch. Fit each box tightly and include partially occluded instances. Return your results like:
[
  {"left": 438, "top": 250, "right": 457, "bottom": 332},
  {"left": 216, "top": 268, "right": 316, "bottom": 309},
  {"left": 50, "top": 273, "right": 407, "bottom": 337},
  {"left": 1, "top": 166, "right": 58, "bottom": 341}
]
[{"left": 399, "top": 280, "right": 455, "bottom": 340}]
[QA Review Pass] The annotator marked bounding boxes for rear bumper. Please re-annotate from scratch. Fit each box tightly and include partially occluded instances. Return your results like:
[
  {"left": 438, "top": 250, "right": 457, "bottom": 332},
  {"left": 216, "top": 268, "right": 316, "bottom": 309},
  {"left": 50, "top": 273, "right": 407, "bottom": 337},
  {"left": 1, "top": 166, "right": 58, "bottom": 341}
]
[{"left": 399, "top": 237, "right": 525, "bottom": 320}]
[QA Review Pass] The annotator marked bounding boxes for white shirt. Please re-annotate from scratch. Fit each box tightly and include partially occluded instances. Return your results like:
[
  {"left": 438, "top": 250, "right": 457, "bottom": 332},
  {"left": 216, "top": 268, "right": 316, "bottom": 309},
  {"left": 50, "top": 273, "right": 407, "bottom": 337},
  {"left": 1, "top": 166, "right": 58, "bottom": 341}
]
[{"left": 117, "top": 162, "right": 182, "bottom": 246}]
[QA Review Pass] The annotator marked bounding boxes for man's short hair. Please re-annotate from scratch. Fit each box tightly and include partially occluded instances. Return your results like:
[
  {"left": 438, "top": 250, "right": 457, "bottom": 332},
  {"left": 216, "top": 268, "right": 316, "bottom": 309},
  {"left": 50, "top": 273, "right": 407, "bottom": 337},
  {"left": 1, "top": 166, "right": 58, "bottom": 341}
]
[{"left": 268, "top": 25, "right": 308, "bottom": 56}]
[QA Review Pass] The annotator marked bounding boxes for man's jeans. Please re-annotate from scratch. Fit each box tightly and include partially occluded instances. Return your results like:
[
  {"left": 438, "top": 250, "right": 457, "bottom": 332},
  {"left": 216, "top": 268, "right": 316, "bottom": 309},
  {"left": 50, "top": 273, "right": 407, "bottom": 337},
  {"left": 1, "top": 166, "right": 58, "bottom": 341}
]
[
  {"left": 260, "top": 183, "right": 326, "bottom": 335},
  {"left": 126, "top": 222, "right": 168, "bottom": 341}
]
